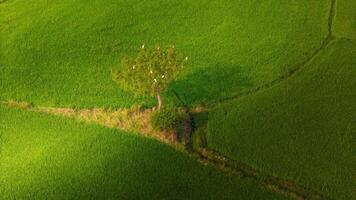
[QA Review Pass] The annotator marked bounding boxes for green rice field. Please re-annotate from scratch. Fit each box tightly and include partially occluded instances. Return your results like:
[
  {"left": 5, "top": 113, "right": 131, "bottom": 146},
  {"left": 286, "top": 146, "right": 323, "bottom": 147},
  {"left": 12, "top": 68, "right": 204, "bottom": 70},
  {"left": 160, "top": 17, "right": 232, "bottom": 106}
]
[{"left": 1, "top": 0, "right": 355, "bottom": 199}]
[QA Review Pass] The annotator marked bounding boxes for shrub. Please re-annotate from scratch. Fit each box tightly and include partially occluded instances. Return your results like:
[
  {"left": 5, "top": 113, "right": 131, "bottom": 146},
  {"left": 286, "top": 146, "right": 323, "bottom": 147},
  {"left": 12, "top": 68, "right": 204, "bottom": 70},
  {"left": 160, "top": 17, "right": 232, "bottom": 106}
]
[
  {"left": 191, "top": 127, "right": 207, "bottom": 150},
  {"left": 150, "top": 107, "right": 184, "bottom": 131}
]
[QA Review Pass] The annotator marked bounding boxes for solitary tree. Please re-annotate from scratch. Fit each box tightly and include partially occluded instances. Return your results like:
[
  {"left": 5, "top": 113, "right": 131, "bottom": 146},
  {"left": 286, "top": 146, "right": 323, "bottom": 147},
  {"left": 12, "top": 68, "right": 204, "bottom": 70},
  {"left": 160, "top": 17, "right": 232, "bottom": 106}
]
[{"left": 112, "top": 45, "right": 188, "bottom": 109}]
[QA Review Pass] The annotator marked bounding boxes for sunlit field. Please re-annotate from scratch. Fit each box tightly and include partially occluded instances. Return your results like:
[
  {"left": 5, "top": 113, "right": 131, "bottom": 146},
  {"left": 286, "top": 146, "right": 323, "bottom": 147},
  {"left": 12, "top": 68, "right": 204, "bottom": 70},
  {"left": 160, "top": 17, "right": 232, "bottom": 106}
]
[
  {"left": 207, "top": 39, "right": 356, "bottom": 199},
  {"left": 1, "top": 0, "right": 355, "bottom": 199}
]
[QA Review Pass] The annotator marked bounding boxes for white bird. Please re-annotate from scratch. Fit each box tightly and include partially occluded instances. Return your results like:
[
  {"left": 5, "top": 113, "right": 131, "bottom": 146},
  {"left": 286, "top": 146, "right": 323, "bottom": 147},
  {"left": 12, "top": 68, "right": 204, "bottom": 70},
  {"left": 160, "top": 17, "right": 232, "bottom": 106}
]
[
  {"left": 154, "top": 79, "right": 157, "bottom": 83},
  {"left": 142, "top": 44, "right": 145, "bottom": 49}
]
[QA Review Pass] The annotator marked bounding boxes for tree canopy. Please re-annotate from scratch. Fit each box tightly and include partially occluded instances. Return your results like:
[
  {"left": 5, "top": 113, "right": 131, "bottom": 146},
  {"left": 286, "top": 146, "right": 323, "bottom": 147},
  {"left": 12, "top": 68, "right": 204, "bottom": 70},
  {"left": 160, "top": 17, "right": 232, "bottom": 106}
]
[{"left": 112, "top": 45, "right": 188, "bottom": 108}]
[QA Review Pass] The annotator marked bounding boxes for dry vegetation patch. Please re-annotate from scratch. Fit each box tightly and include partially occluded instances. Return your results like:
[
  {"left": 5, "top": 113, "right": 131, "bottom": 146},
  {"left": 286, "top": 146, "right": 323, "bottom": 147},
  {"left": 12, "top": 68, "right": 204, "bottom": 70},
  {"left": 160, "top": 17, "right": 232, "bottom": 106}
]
[{"left": 2, "top": 100, "right": 177, "bottom": 144}]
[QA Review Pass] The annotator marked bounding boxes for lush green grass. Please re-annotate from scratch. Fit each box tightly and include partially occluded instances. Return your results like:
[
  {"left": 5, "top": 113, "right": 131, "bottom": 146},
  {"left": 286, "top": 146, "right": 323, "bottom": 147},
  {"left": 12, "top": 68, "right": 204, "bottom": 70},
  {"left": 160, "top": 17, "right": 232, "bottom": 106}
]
[
  {"left": 0, "top": 105, "right": 283, "bottom": 200},
  {"left": 207, "top": 39, "right": 356, "bottom": 200},
  {"left": 0, "top": 0, "right": 330, "bottom": 108},
  {"left": 1, "top": 0, "right": 354, "bottom": 199},
  {"left": 334, "top": 0, "right": 356, "bottom": 40}
]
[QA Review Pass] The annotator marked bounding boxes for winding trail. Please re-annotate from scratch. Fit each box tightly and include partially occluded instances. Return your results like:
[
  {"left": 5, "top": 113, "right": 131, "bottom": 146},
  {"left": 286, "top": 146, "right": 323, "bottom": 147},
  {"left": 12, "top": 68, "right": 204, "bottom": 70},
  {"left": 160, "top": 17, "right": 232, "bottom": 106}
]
[{"left": 1, "top": 1, "right": 338, "bottom": 200}]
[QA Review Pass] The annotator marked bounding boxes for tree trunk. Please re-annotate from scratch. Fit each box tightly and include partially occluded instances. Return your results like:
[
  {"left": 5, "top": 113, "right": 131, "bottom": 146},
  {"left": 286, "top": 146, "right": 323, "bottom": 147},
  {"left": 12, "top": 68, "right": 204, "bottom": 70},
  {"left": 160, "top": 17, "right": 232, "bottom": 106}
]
[
  {"left": 157, "top": 93, "right": 162, "bottom": 109},
  {"left": 183, "top": 109, "right": 192, "bottom": 145}
]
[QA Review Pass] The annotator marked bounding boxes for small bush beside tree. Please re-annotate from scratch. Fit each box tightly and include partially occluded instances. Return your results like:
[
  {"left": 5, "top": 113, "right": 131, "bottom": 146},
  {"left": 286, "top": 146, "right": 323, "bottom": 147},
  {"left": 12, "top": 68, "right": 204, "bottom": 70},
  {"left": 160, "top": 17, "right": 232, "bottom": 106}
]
[
  {"left": 150, "top": 106, "right": 184, "bottom": 131},
  {"left": 112, "top": 45, "right": 188, "bottom": 109}
]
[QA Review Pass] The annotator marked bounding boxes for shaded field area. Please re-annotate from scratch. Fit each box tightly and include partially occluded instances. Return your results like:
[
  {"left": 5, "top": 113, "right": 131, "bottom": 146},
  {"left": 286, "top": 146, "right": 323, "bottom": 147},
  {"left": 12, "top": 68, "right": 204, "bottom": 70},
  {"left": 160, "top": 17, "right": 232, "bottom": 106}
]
[
  {"left": 0, "top": 0, "right": 330, "bottom": 108},
  {"left": 207, "top": 39, "right": 356, "bottom": 199},
  {"left": 0, "top": 105, "right": 283, "bottom": 200},
  {"left": 333, "top": 0, "right": 356, "bottom": 39}
]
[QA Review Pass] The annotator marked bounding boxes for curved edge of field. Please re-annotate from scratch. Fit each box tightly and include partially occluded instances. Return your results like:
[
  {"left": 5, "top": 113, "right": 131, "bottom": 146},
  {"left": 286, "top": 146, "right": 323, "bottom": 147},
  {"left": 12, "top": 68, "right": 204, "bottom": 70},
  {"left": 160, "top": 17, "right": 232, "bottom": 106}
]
[
  {"left": 207, "top": 0, "right": 337, "bottom": 108},
  {"left": 206, "top": 38, "right": 356, "bottom": 200},
  {"left": 0, "top": 105, "right": 284, "bottom": 200}
]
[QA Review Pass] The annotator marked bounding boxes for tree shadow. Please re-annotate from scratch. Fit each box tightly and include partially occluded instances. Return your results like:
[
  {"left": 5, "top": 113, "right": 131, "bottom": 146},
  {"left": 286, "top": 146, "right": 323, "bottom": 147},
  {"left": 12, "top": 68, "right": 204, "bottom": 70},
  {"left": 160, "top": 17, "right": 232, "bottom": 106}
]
[{"left": 169, "top": 63, "right": 252, "bottom": 107}]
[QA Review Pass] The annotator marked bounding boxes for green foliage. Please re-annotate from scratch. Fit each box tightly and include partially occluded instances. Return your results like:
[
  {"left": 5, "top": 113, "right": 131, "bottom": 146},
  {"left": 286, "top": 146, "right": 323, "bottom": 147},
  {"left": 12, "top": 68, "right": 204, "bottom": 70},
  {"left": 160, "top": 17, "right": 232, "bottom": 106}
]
[
  {"left": 207, "top": 40, "right": 356, "bottom": 200},
  {"left": 112, "top": 45, "right": 187, "bottom": 98},
  {"left": 150, "top": 106, "right": 184, "bottom": 131},
  {"left": 0, "top": 105, "right": 283, "bottom": 200},
  {"left": 191, "top": 127, "right": 207, "bottom": 151},
  {"left": 191, "top": 111, "right": 209, "bottom": 150}
]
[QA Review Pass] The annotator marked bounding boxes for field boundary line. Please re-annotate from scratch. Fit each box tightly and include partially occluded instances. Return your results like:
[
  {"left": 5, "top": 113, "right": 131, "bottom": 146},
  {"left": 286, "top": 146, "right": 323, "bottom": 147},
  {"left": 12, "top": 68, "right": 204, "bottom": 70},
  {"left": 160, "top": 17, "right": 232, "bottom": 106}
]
[
  {"left": 205, "top": 0, "right": 337, "bottom": 109},
  {"left": 194, "top": 148, "right": 328, "bottom": 200}
]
